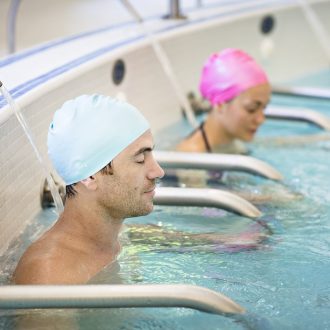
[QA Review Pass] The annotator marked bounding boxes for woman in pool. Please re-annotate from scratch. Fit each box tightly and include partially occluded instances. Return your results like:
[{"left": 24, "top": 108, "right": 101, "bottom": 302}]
[
  {"left": 177, "top": 48, "right": 271, "bottom": 154},
  {"left": 174, "top": 49, "right": 301, "bottom": 203}
]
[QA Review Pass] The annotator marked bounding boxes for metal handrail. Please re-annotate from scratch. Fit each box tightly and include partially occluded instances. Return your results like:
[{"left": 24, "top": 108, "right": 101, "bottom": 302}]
[
  {"left": 272, "top": 86, "right": 330, "bottom": 100},
  {"left": 154, "top": 187, "right": 262, "bottom": 218},
  {"left": 154, "top": 151, "right": 283, "bottom": 181},
  {"left": 0, "top": 284, "right": 245, "bottom": 314},
  {"left": 265, "top": 105, "right": 330, "bottom": 130}
]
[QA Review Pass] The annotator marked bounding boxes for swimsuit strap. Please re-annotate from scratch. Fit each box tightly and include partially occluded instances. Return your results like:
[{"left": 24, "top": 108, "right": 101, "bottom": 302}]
[{"left": 199, "top": 121, "right": 212, "bottom": 153}]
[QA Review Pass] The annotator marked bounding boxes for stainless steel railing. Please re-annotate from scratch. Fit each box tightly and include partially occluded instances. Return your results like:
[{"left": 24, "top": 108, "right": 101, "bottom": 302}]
[
  {"left": 0, "top": 284, "right": 245, "bottom": 314},
  {"left": 265, "top": 105, "right": 330, "bottom": 130},
  {"left": 154, "top": 151, "right": 283, "bottom": 181},
  {"left": 154, "top": 187, "right": 262, "bottom": 218},
  {"left": 272, "top": 86, "right": 330, "bottom": 100}
]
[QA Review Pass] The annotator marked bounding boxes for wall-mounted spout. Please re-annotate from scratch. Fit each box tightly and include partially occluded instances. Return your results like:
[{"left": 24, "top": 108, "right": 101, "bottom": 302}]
[
  {"left": 0, "top": 81, "right": 64, "bottom": 214},
  {"left": 6, "top": 0, "right": 21, "bottom": 54},
  {"left": 164, "top": 0, "right": 187, "bottom": 20},
  {"left": 119, "top": 0, "right": 197, "bottom": 128}
]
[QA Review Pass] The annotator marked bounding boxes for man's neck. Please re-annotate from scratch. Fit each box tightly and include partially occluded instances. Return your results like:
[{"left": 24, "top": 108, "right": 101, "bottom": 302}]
[{"left": 55, "top": 196, "right": 124, "bottom": 251}]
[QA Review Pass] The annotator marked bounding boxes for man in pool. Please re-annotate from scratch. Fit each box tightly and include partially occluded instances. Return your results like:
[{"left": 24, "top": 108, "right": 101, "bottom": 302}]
[
  {"left": 13, "top": 95, "right": 269, "bottom": 285},
  {"left": 13, "top": 94, "right": 165, "bottom": 284}
]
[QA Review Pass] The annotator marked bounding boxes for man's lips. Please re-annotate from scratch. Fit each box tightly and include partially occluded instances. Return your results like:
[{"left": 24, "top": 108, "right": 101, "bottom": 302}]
[{"left": 144, "top": 186, "right": 156, "bottom": 194}]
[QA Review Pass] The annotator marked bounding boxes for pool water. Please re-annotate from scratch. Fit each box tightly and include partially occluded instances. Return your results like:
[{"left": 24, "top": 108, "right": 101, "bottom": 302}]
[{"left": 1, "top": 69, "right": 330, "bottom": 329}]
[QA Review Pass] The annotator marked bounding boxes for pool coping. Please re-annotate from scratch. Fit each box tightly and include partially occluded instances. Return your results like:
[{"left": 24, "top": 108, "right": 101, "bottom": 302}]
[{"left": 0, "top": 0, "right": 298, "bottom": 112}]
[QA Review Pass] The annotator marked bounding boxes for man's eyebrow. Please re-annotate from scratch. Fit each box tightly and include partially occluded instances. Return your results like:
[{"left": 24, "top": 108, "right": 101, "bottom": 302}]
[{"left": 133, "top": 145, "right": 155, "bottom": 156}]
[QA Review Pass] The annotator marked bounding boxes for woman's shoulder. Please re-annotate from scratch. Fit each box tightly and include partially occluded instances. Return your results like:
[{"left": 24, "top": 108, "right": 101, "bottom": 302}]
[{"left": 176, "top": 131, "right": 207, "bottom": 153}]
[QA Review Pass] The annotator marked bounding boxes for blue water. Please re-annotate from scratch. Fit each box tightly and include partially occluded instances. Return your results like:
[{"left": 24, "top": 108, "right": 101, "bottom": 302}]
[{"left": 1, "top": 69, "right": 330, "bottom": 329}]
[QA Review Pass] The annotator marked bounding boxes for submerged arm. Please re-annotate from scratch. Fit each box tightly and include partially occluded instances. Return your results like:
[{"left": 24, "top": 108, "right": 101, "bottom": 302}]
[{"left": 126, "top": 223, "right": 269, "bottom": 252}]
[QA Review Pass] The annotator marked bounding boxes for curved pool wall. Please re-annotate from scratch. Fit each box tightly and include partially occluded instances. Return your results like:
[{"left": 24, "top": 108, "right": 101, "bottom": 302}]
[{"left": 0, "top": 0, "right": 329, "bottom": 254}]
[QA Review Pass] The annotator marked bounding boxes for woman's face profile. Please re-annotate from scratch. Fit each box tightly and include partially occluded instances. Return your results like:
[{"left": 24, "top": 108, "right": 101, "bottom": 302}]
[{"left": 220, "top": 83, "right": 271, "bottom": 142}]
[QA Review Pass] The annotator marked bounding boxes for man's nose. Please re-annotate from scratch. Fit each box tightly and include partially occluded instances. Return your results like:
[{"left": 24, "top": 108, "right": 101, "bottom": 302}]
[{"left": 147, "top": 155, "right": 165, "bottom": 180}]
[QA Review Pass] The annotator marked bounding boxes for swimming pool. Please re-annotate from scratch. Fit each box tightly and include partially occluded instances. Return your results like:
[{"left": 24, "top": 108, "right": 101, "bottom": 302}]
[
  {"left": 1, "top": 67, "right": 329, "bottom": 329},
  {"left": 1, "top": 0, "right": 330, "bottom": 328}
]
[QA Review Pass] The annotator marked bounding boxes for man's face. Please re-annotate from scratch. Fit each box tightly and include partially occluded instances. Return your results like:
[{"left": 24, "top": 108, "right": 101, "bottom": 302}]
[{"left": 97, "top": 130, "right": 164, "bottom": 219}]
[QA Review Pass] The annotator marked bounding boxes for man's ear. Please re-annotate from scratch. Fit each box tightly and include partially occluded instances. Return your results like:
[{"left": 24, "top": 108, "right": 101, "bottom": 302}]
[{"left": 80, "top": 176, "right": 98, "bottom": 191}]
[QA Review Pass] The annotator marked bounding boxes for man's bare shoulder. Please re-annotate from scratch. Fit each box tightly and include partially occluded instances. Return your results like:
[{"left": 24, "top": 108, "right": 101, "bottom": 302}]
[{"left": 13, "top": 236, "right": 86, "bottom": 284}]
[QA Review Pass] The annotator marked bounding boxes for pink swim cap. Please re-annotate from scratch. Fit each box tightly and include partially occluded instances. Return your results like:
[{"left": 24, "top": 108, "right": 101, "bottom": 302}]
[{"left": 199, "top": 48, "right": 269, "bottom": 106}]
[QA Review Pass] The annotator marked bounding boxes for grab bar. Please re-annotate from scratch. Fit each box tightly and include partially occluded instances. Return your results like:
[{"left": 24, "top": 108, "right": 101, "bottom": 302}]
[
  {"left": 154, "top": 187, "right": 262, "bottom": 218},
  {"left": 272, "top": 86, "right": 330, "bottom": 100},
  {"left": 0, "top": 284, "right": 245, "bottom": 314},
  {"left": 265, "top": 105, "right": 330, "bottom": 130},
  {"left": 154, "top": 151, "right": 282, "bottom": 181}
]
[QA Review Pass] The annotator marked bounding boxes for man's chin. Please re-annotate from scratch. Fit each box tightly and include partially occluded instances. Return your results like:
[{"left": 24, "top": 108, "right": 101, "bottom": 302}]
[
  {"left": 128, "top": 204, "right": 154, "bottom": 218},
  {"left": 143, "top": 203, "right": 154, "bottom": 215}
]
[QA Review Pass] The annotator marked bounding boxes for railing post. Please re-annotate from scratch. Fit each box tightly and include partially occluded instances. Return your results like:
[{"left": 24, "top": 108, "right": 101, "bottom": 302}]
[
  {"left": 164, "top": 0, "right": 187, "bottom": 19},
  {"left": 6, "top": 0, "right": 21, "bottom": 54}
]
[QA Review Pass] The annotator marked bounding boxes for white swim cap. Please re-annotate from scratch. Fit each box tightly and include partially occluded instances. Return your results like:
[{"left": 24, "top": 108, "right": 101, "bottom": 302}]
[{"left": 48, "top": 95, "right": 150, "bottom": 185}]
